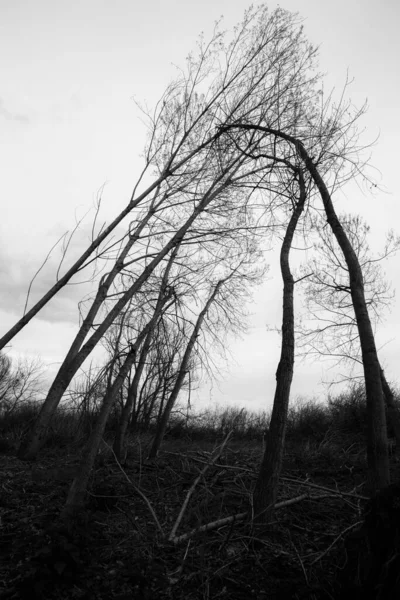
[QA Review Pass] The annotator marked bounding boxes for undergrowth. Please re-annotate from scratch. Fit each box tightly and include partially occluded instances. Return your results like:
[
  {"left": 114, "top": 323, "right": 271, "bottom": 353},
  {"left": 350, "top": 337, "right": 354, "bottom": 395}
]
[{"left": 1, "top": 385, "right": 400, "bottom": 599}]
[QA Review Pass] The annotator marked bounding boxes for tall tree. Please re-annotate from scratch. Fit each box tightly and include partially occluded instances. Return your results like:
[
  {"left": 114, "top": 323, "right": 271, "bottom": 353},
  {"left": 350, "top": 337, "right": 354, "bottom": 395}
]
[
  {"left": 220, "top": 120, "right": 390, "bottom": 492},
  {"left": 18, "top": 6, "right": 317, "bottom": 460},
  {"left": 17, "top": 170, "right": 242, "bottom": 460},
  {"left": 253, "top": 166, "right": 307, "bottom": 520},
  {"left": 61, "top": 253, "right": 179, "bottom": 517},
  {"left": 1, "top": 6, "right": 316, "bottom": 353},
  {"left": 148, "top": 260, "right": 256, "bottom": 459},
  {"left": 298, "top": 214, "right": 400, "bottom": 445},
  {"left": 111, "top": 243, "right": 182, "bottom": 461}
]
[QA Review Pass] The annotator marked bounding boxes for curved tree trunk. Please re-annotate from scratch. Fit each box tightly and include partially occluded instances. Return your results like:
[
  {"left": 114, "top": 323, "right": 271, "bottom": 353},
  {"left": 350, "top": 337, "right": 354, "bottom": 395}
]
[
  {"left": 253, "top": 168, "right": 306, "bottom": 521},
  {"left": 221, "top": 123, "right": 390, "bottom": 493},
  {"left": 297, "top": 145, "right": 390, "bottom": 492}
]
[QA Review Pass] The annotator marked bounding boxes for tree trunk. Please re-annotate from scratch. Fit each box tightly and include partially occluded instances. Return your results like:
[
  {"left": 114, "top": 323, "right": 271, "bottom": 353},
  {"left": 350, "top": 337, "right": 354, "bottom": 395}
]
[
  {"left": 149, "top": 276, "right": 230, "bottom": 458},
  {"left": 253, "top": 168, "right": 306, "bottom": 521},
  {"left": 0, "top": 177, "right": 168, "bottom": 351},
  {"left": 58, "top": 210, "right": 154, "bottom": 366},
  {"left": 148, "top": 278, "right": 225, "bottom": 459},
  {"left": 381, "top": 368, "right": 400, "bottom": 448},
  {"left": 61, "top": 346, "right": 138, "bottom": 520},
  {"left": 61, "top": 306, "right": 170, "bottom": 520},
  {"left": 0, "top": 127, "right": 220, "bottom": 352},
  {"left": 114, "top": 244, "right": 180, "bottom": 460},
  {"left": 113, "top": 372, "right": 139, "bottom": 462},
  {"left": 298, "top": 147, "right": 390, "bottom": 492},
  {"left": 113, "top": 243, "right": 181, "bottom": 460}
]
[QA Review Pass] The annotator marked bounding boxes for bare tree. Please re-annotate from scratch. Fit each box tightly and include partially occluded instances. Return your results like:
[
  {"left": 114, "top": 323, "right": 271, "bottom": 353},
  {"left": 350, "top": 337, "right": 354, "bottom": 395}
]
[
  {"left": 1, "top": 6, "right": 315, "bottom": 354},
  {"left": 111, "top": 243, "right": 182, "bottom": 461},
  {"left": 253, "top": 167, "right": 307, "bottom": 520},
  {"left": 61, "top": 282, "right": 177, "bottom": 518},
  {"left": 135, "top": 322, "right": 192, "bottom": 432},
  {"left": 0, "top": 353, "right": 44, "bottom": 415},
  {"left": 17, "top": 171, "right": 241, "bottom": 460},
  {"left": 64, "top": 364, "right": 108, "bottom": 441},
  {"left": 111, "top": 322, "right": 155, "bottom": 461},
  {"left": 148, "top": 264, "right": 252, "bottom": 459},
  {"left": 0, "top": 172, "right": 173, "bottom": 351},
  {"left": 298, "top": 214, "right": 400, "bottom": 445},
  {"left": 219, "top": 117, "right": 391, "bottom": 491},
  {"left": 18, "top": 6, "right": 318, "bottom": 461}
]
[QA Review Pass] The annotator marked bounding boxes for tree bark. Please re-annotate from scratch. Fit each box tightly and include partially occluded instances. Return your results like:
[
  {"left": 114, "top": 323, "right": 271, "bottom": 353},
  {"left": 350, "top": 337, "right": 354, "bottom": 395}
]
[{"left": 253, "top": 168, "right": 306, "bottom": 521}]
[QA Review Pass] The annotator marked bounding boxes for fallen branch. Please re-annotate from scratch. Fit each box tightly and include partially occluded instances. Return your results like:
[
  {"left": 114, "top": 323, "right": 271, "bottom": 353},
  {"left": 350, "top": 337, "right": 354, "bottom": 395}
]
[
  {"left": 102, "top": 439, "right": 164, "bottom": 536},
  {"left": 170, "top": 493, "right": 309, "bottom": 544},
  {"left": 282, "top": 476, "right": 368, "bottom": 500},
  {"left": 169, "top": 431, "right": 233, "bottom": 541},
  {"left": 170, "top": 511, "right": 248, "bottom": 544},
  {"left": 309, "top": 520, "right": 363, "bottom": 566}
]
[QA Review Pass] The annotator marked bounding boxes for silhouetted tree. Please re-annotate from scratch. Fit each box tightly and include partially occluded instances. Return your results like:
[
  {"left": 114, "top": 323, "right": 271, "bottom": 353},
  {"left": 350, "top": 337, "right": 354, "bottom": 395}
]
[
  {"left": 253, "top": 166, "right": 307, "bottom": 520},
  {"left": 18, "top": 6, "right": 316, "bottom": 460}
]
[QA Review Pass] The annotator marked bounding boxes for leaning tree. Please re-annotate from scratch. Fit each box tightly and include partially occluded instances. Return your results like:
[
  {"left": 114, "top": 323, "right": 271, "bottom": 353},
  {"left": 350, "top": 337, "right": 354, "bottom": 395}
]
[
  {"left": 219, "top": 109, "right": 390, "bottom": 494},
  {"left": 297, "top": 214, "right": 400, "bottom": 445},
  {"left": 18, "top": 6, "right": 319, "bottom": 461}
]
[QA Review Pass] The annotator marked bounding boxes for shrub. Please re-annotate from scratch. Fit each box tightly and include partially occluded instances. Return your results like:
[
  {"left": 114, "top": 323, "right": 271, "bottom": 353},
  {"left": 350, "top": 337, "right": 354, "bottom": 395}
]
[
  {"left": 286, "top": 397, "right": 330, "bottom": 441},
  {"left": 327, "top": 384, "right": 367, "bottom": 435}
]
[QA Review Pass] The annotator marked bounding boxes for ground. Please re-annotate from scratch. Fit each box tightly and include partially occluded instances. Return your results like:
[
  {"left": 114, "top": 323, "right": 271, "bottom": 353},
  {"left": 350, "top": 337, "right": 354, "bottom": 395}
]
[{"left": 0, "top": 435, "right": 397, "bottom": 599}]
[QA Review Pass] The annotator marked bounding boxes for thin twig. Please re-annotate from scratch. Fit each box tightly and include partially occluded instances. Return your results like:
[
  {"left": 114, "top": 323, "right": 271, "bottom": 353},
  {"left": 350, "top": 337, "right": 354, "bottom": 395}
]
[
  {"left": 23, "top": 232, "right": 68, "bottom": 315},
  {"left": 282, "top": 476, "right": 368, "bottom": 500},
  {"left": 169, "top": 430, "right": 233, "bottom": 541},
  {"left": 56, "top": 209, "right": 90, "bottom": 281},
  {"left": 309, "top": 520, "right": 363, "bottom": 566},
  {"left": 102, "top": 439, "right": 164, "bottom": 536},
  {"left": 291, "top": 539, "right": 309, "bottom": 585}
]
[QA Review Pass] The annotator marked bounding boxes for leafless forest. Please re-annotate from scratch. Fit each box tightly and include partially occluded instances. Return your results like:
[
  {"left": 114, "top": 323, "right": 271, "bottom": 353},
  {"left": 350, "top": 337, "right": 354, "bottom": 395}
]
[{"left": 1, "top": 6, "right": 400, "bottom": 599}]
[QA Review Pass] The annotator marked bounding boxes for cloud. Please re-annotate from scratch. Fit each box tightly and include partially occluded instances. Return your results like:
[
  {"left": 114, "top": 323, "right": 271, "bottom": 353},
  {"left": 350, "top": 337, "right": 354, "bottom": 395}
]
[
  {"left": 0, "top": 214, "right": 120, "bottom": 327},
  {"left": 0, "top": 241, "right": 94, "bottom": 326},
  {"left": 0, "top": 269, "right": 87, "bottom": 326},
  {"left": 0, "top": 97, "right": 30, "bottom": 124}
]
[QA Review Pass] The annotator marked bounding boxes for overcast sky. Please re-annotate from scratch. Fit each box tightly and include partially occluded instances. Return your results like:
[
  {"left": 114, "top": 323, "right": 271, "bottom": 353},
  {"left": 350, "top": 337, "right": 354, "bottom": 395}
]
[{"left": 1, "top": 0, "right": 399, "bottom": 413}]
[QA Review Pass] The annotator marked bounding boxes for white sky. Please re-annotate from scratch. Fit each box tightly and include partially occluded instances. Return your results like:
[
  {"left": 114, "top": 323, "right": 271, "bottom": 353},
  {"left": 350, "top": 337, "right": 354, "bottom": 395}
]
[{"left": 1, "top": 0, "right": 399, "bottom": 412}]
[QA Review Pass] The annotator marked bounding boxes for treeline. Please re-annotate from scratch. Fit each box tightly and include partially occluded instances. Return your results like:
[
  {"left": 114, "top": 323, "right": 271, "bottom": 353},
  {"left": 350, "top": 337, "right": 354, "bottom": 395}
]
[{"left": 1, "top": 353, "right": 397, "bottom": 453}]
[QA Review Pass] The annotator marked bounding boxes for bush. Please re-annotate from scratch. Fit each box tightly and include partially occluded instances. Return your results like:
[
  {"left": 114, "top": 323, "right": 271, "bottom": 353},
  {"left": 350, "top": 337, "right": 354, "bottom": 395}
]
[
  {"left": 286, "top": 397, "right": 330, "bottom": 441},
  {"left": 0, "top": 352, "right": 44, "bottom": 416},
  {"left": 327, "top": 384, "right": 367, "bottom": 435}
]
